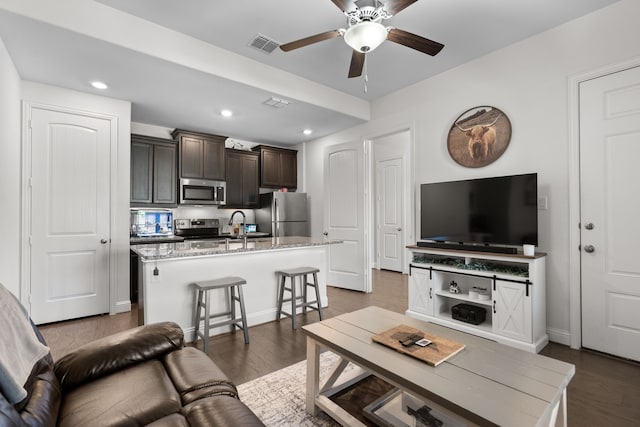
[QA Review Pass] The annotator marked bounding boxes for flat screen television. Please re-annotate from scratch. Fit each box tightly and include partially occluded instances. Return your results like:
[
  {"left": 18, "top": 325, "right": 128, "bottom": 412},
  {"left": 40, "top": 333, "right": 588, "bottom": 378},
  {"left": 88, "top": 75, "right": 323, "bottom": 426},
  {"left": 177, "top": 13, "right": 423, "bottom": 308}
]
[{"left": 420, "top": 173, "right": 538, "bottom": 248}]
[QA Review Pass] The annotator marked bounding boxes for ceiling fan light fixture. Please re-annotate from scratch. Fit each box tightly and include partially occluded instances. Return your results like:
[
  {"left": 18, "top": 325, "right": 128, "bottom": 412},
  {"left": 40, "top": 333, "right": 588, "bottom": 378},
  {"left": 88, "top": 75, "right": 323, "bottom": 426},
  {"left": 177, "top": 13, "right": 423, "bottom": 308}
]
[{"left": 344, "top": 21, "right": 387, "bottom": 53}]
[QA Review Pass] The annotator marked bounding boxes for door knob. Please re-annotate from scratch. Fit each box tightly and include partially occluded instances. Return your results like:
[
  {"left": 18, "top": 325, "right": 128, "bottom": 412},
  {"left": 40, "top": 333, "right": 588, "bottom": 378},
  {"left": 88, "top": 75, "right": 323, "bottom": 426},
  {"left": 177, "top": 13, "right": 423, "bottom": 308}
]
[
  {"left": 323, "top": 231, "right": 328, "bottom": 236},
  {"left": 584, "top": 244, "right": 595, "bottom": 253},
  {"left": 100, "top": 239, "right": 108, "bottom": 244},
  {"left": 397, "top": 228, "right": 402, "bottom": 232},
  {"left": 584, "top": 223, "right": 594, "bottom": 230}
]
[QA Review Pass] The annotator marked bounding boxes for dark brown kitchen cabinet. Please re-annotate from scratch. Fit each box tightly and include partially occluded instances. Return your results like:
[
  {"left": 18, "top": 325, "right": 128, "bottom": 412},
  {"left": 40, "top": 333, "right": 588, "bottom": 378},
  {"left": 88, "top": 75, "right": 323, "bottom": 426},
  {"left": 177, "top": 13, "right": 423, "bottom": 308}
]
[
  {"left": 171, "top": 129, "right": 226, "bottom": 181},
  {"left": 252, "top": 145, "right": 297, "bottom": 189},
  {"left": 131, "top": 134, "right": 177, "bottom": 206},
  {"left": 225, "top": 149, "right": 259, "bottom": 208}
]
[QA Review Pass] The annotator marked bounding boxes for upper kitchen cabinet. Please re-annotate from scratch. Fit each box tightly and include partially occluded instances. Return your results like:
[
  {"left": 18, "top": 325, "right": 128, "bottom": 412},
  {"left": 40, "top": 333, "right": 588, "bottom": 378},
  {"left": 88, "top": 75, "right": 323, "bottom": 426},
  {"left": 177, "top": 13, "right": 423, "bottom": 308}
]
[
  {"left": 252, "top": 145, "right": 297, "bottom": 189},
  {"left": 225, "top": 149, "right": 259, "bottom": 208},
  {"left": 171, "top": 129, "right": 226, "bottom": 181},
  {"left": 131, "top": 134, "right": 177, "bottom": 207}
]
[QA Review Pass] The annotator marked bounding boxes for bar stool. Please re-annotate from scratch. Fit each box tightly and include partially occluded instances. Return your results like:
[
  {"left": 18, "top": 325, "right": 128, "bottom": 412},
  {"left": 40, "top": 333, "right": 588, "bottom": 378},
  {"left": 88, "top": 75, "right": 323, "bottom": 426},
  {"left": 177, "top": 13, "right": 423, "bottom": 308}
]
[
  {"left": 192, "top": 276, "right": 249, "bottom": 353},
  {"left": 275, "top": 267, "right": 324, "bottom": 330}
]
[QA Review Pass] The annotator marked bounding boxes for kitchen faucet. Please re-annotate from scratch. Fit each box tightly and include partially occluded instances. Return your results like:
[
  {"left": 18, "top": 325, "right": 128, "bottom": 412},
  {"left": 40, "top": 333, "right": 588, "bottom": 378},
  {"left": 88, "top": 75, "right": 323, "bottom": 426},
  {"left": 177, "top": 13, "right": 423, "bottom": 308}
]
[{"left": 228, "top": 210, "right": 246, "bottom": 235}]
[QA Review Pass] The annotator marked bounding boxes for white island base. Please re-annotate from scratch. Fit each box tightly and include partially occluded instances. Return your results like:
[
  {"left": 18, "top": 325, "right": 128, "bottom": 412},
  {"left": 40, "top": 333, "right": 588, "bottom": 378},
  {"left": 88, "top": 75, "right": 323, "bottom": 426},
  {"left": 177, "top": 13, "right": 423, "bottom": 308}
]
[{"left": 137, "top": 244, "right": 329, "bottom": 341}]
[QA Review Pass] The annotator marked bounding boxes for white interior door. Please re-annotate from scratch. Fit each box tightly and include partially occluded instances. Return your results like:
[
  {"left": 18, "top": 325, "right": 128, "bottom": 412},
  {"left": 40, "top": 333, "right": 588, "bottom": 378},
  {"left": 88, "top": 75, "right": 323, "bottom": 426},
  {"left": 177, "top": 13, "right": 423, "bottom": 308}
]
[
  {"left": 324, "top": 141, "right": 369, "bottom": 292},
  {"left": 580, "top": 65, "right": 640, "bottom": 361},
  {"left": 29, "top": 107, "right": 111, "bottom": 324},
  {"left": 373, "top": 130, "right": 409, "bottom": 273},
  {"left": 377, "top": 157, "right": 403, "bottom": 272}
]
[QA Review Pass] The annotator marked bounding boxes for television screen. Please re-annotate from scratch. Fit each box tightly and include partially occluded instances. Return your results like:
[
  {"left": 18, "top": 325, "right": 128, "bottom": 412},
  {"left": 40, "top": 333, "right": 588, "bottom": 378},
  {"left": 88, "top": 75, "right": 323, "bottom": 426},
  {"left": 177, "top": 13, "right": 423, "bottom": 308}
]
[{"left": 420, "top": 173, "right": 538, "bottom": 247}]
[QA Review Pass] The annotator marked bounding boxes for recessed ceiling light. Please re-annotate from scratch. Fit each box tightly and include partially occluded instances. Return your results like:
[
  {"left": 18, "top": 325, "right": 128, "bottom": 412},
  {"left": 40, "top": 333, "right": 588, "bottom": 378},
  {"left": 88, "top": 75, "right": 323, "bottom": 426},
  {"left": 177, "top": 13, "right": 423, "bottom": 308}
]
[
  {"left": 91, "top": 81, "right": 108, "bottom": 90},
  {"left": 220, "top": 109, "right": 233, "bottom": 117},
  {"left": 303, "top": 129, "right": 313, "bottom": 135}
]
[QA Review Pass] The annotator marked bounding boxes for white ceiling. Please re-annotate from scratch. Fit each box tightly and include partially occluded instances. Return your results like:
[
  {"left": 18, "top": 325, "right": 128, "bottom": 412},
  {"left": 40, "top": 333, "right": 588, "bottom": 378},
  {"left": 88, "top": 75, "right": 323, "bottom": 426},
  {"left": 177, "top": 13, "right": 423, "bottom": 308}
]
[{"left": 0, "top": 0, "right": 620, "bottom": 146}]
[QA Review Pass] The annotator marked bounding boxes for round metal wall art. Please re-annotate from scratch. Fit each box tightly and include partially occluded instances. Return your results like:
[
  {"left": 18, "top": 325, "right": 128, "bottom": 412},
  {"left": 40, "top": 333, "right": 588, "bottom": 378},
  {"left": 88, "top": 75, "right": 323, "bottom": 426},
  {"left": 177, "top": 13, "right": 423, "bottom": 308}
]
[{"left": 447, "top": 106, "right": 512, "bottom": 168}]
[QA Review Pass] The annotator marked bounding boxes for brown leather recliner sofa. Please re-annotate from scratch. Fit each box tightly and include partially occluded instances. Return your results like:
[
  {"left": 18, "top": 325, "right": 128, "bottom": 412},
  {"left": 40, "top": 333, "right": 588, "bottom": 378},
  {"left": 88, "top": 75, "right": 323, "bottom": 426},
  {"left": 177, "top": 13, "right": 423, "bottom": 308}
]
[{"left": 0, "top": 287, "right": 265, "bottom": 427}]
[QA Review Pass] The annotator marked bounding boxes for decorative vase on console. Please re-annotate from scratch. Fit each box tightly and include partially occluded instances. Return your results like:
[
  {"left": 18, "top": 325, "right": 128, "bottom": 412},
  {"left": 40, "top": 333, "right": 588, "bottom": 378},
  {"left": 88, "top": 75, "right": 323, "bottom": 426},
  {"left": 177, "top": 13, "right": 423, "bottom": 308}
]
[{"left": 449, "top": 280, "right": 461, "bottom": 294}]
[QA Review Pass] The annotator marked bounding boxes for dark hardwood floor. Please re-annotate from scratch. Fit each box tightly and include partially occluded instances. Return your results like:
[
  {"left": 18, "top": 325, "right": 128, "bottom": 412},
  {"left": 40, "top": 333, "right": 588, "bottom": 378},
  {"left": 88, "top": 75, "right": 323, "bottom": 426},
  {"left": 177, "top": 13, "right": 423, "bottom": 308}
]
[{"left": 39, "top": 269, "right": 640, "bottom": 426}]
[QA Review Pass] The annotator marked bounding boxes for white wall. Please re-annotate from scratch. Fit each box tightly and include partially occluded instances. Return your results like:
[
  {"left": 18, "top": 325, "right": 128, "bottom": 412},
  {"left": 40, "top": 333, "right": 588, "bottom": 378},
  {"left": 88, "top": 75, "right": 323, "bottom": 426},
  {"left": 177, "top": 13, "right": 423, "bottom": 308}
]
[
  {"left": 0, "top": 37, "right": 22, "bottom": 297},
  {"left": 21, "top": 82, "right": 132, "bottom": 314},
  {"left": 303, "top": 0, "right": 640, "bottom": 344}
]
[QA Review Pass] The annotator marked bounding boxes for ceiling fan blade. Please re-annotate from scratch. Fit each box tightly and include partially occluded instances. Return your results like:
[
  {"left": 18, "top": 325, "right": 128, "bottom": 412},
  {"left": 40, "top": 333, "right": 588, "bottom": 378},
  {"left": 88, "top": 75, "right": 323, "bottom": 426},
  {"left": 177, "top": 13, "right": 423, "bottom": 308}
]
[
  {"left": 330, "top": 0, "right": 355, "bottom": 12},
  {"left": 387, "top": 28, "right": 444, "bottom": 56},
  {"left": 280, "top": 30, "right": 342, "bottom": 52},
  {"left": 383, "top": 0, "right": 418, "bottom": 16},
  {"left": 348, "top": 51, "right": 365, "bottom": 78}
]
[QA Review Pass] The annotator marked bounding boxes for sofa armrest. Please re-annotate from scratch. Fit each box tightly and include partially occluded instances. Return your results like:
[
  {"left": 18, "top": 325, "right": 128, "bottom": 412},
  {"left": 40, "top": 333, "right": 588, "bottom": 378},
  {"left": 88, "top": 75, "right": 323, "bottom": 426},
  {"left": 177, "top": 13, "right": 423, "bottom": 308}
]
[{"left": 54, "top": 322, "right": 184, "bottom": 391}]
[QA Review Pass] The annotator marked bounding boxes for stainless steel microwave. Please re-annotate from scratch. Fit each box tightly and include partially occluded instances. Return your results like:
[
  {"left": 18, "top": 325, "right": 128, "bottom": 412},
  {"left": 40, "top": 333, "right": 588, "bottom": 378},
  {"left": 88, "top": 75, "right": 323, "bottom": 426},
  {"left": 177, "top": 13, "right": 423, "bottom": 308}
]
[{"left": 179, "top": 178, "right": 226, "bottom": 205}]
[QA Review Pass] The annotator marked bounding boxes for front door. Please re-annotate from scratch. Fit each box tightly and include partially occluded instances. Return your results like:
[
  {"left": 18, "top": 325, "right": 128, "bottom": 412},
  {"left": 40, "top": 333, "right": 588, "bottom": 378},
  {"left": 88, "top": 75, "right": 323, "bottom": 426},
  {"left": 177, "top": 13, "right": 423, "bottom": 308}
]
[
  {"left": 29, "top": 107, "right": 111, "bottom": 324},
  {"left": 580, "top": 65, "right": 640, "bottom": 361},
  {"left": 323, "top": 141, "right": 369, "bottom": 292}
]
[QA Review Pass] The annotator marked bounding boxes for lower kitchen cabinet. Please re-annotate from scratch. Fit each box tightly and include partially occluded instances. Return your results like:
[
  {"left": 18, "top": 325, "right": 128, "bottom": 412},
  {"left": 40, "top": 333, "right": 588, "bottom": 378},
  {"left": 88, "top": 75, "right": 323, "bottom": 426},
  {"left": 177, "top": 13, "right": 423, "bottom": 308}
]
[
  {"left": 131, "top": 134, "right": 177, "bottom": 207},
  {"left": 225, "top": 149, "right": 259, "bottom": 208}
]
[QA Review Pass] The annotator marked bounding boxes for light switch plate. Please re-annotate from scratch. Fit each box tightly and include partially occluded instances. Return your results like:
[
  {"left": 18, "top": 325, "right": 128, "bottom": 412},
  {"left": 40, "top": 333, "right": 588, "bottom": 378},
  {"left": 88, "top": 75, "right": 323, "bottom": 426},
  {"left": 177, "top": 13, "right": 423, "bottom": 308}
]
[{"left": 537, "top": 196, "right": 548, "bottom": 210}]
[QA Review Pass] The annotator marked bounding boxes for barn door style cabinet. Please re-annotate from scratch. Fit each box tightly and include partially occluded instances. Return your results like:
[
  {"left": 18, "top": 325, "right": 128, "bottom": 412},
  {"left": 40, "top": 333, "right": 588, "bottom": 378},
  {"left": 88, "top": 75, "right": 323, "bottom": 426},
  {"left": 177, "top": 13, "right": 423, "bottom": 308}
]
[
  {"left": 407, "top": 246, "right": 548, "bottom": 353},
  {"left": 224, "top": 149, "right": 259, "bottom": 208},
  {"left": 251, "top": 145, "right": 297, "bottom": 189},
  {"left": 172, "top": 129, "right": 226, "bottom": 181},
  {"left": 130, "top": 134, "right": 177, "bottom": 207}
]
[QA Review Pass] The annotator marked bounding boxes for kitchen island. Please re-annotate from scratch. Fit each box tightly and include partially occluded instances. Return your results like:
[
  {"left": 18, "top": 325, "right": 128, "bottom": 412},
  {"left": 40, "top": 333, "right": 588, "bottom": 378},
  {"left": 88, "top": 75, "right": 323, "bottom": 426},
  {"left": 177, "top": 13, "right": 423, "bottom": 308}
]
[{"left": 131, "top": 236, "right": 341, "bottom": 341}]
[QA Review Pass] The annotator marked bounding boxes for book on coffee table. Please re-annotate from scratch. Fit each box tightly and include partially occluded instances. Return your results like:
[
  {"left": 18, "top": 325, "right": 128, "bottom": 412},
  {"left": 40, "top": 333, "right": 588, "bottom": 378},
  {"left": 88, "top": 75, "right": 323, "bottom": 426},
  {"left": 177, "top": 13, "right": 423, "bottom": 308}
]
[{"left": 371, "top": 324, "right": 465, "bottom": 367}]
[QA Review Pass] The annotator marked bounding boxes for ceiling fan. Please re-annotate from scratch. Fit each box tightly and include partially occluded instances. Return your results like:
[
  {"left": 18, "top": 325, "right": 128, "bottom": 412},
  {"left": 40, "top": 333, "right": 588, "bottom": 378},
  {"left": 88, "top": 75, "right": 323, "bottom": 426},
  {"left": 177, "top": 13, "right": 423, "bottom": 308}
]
[{"left": 279, "top": 0, "right": 444, "bottom": 78}]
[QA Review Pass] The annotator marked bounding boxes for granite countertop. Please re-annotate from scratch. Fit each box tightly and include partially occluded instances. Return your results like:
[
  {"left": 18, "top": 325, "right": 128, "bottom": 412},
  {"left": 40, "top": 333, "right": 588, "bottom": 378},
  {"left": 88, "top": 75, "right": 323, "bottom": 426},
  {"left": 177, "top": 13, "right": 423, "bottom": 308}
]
[
  {"left": 130, "top": 235, "right": 185, "bottom": 245},
  {"left": 131, "top": 236, "right": 342, "bottom": 261}
]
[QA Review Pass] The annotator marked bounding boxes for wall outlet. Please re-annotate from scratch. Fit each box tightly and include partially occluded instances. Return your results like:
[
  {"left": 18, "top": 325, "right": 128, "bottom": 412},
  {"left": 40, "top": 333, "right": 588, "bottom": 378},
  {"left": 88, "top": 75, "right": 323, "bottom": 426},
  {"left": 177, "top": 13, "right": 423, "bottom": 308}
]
[{"left": 537, "top": 196, "right": 548, "bottom": 210}]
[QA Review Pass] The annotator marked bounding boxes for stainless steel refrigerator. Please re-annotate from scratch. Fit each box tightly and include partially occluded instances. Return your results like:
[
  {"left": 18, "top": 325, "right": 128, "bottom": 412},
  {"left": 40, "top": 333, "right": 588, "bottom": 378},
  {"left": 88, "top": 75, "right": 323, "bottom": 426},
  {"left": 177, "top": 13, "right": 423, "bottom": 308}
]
[{"left": 256, "top": 192, "right": 309, "bottom": 237}]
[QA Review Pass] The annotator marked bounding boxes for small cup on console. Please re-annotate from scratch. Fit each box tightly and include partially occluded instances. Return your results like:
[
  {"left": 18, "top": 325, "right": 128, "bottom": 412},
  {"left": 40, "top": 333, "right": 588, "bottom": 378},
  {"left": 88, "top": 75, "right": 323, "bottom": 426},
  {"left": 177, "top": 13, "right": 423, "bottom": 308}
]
[{"left": 523, "top": 244, "right": 535, "bottom": 256}]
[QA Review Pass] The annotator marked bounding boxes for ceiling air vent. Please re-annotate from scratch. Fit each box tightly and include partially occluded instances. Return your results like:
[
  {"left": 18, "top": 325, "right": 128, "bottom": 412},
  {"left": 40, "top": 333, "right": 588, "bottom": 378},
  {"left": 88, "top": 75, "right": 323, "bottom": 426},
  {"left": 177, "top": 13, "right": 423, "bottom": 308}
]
[
  {"left": 263, "top": 96, "right": 291, "bottom": 108},
  {"left": 249, "top": 34, "right": 280, "bottom": 54},
  {"left": 263, "top": 97, "right": 291, "bottom": 109}
]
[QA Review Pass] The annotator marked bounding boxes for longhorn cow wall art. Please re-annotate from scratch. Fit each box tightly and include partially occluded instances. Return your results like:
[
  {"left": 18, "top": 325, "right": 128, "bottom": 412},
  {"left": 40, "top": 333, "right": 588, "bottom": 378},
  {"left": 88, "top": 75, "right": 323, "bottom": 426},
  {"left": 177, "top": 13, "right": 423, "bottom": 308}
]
[{"left": 447, "top": 106, "right": 511, "bottom": 168}]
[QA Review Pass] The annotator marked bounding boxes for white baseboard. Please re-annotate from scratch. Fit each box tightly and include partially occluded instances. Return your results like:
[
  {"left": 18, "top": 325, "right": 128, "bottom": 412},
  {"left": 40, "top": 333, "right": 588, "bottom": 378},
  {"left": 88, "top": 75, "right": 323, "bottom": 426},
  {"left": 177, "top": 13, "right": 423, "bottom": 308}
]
[
  {"left": 547, "top": 327, "right": 571, "bottom": 346},
  {"left": 114, "top": 300, "right": 132, "bottom": 314}
]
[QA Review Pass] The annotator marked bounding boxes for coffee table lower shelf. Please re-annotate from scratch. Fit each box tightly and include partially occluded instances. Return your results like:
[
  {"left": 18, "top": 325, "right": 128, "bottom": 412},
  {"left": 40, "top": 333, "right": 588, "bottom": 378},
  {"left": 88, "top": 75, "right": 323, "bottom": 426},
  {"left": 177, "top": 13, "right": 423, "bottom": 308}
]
[
  {"left": 364, "top": 389, "right": 475, "bottom": 427},
  {"left": 309, "top": 348, "right": 475, "bottom": 427}
]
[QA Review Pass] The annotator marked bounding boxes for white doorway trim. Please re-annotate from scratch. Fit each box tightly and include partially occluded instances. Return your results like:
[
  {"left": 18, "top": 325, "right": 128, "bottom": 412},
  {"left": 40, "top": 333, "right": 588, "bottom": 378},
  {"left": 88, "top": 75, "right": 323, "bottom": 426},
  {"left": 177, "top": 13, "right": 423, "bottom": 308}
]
[
  {"left": 567, "top": 55, "right": 640, "bottom": 350},
  {"left": 365, "top": 123, "right": 415, "bottom": 275}
]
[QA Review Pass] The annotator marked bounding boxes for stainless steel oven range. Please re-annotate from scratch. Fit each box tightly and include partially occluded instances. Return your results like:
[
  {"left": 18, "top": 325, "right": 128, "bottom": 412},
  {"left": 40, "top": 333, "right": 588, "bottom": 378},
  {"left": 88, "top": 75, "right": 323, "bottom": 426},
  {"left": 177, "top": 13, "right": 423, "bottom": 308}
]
[{"left": 174, "top": 218, "right": 220, "bottom": 240}]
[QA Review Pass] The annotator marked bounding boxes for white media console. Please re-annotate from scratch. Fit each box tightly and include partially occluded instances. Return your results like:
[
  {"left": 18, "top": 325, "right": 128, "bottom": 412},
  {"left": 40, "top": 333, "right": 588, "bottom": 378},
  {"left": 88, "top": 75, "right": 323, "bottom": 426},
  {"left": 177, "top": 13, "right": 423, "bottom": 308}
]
[{"left": 406, "top": 245, "right": 548, "bottom": 353}]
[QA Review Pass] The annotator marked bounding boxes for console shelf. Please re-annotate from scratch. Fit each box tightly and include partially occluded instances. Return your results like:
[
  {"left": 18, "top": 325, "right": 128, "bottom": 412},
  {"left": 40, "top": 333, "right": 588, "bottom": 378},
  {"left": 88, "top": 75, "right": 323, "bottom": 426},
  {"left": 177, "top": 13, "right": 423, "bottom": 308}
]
[
  {"left": 406, "top": 245, "right": 548, "bottom": 353},
  {"left": 433, "top": 290, "right": 493, "bottom": 307}
]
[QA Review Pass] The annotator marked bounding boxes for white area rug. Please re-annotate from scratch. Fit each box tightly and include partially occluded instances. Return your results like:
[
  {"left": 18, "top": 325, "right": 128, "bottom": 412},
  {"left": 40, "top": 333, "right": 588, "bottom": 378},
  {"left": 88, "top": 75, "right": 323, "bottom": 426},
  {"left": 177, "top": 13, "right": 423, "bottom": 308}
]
[{"left": 237, "top": 351, "right": 352, "bottom": 426}]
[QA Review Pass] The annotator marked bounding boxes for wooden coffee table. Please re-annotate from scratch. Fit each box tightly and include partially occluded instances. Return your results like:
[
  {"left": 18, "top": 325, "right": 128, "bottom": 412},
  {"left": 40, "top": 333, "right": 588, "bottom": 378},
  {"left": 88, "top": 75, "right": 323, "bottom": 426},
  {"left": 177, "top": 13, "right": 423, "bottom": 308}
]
[{"left": 302, "top": 306, "right": 575, "bottom": 427}]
